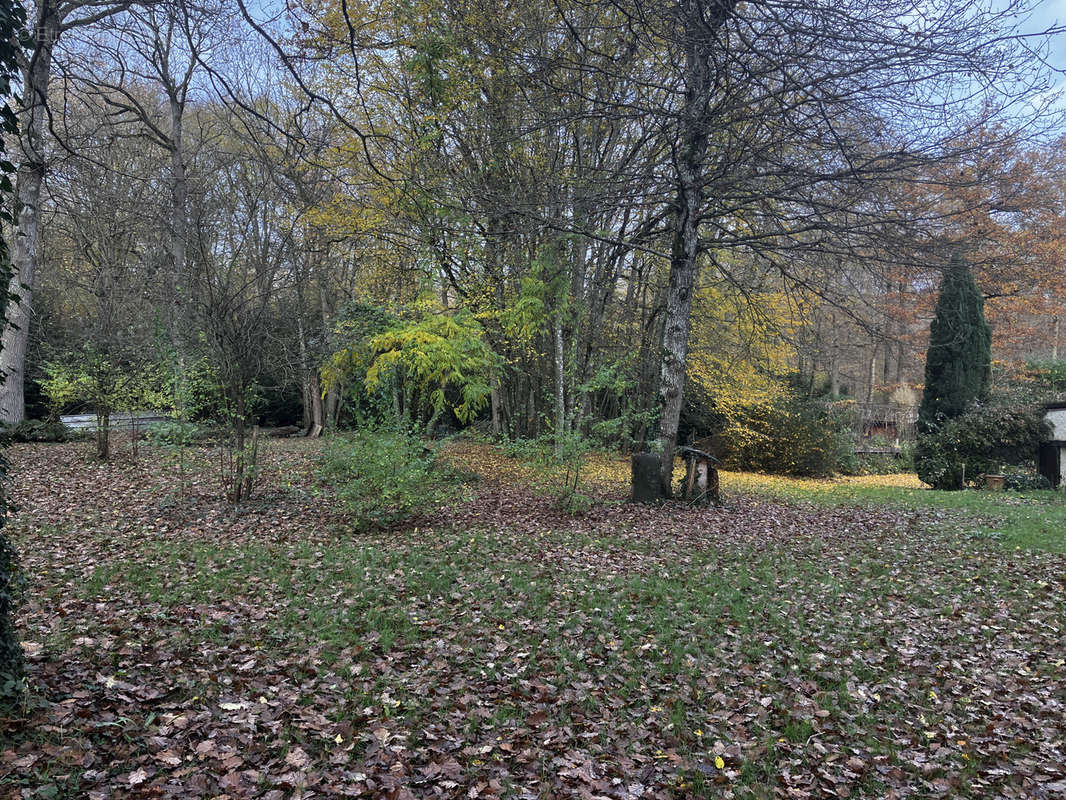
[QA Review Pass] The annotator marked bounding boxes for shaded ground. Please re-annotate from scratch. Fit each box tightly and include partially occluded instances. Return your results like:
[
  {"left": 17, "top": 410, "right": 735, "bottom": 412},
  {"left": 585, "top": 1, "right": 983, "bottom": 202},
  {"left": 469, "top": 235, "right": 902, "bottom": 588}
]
[{"left": 2, "top": 439, "right": 1065, "bottom": 798}]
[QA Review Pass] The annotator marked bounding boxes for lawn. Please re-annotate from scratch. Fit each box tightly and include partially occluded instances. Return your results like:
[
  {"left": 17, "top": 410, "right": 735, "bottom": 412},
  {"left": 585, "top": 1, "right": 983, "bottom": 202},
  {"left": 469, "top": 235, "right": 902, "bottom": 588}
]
[
  {"left": 718, "top": 470, "right": 1066, "bottom": 553},
  {"left": 2, "top": 438, "right": 1065, "bottom": 798}
]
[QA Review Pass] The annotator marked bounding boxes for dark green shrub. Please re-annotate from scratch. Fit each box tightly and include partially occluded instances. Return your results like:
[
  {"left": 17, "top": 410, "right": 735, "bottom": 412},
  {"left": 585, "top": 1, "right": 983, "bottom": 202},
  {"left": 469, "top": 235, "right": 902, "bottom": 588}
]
[
  {"left": 918, "top": 257, "right": 991, "bottom": 433},
  {"left": 0, "top": 419, "right": 70, "bottom": 443},
  {"left": 916, "top": 404, "right": 1049, "bottom": 490},
  {"left": 317, "top": 429, "right": 465, "bottom": 529},
  {"left": 1002, "top": 469, "right": 1052, "bottom": 492},
  {"left": 914, "top": 431, "right": 963, "bottom": 490},
  {"left": 720, "top": 394, "right": 853, "bottom": 477}
]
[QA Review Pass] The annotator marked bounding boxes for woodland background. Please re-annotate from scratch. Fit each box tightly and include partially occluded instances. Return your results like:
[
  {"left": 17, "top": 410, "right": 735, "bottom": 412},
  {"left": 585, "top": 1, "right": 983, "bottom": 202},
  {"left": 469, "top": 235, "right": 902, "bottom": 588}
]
[{"left": 2, "top": 0, "right": 1066, "bottom": 479}]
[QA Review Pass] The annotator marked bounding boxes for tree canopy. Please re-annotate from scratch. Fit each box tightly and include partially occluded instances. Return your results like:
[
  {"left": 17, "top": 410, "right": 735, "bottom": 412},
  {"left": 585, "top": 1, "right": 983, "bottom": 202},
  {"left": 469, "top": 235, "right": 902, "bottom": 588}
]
[{"left": 0, "top": 0, "right": 1063, "bottom": 486}]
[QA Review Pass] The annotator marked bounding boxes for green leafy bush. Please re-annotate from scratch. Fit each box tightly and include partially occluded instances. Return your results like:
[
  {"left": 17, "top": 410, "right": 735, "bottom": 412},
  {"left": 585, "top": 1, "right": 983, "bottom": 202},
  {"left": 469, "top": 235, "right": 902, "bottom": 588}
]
[
  {"left": 718, "top": 394, "right": 853, "bottom": 477},
  {"left": 1002, "top": 468, "right": 1052, "bottom": 492},
  {"left": 580, "top": 360, "right": 658, "bottom": 451},
  {"left": 846, "top": 438, "right": 914, "bottom": 476},
  {"left": 0, "top": 419, "right": 70, "bottom": 443},
  {"left": 324, "top": 300, "right": 499, "bottom": 433},
  {"left": 317, "top": 429, "right": 466, "bottom": 529},
  {"left": 498, "top": 432, "right": 597, "bottom": 514},
  {"left": 146, "top": 420, "right": 201, "bottom": 447},
  {"left": 916, "top": 404, "right": 1049, "bottom": 490}
]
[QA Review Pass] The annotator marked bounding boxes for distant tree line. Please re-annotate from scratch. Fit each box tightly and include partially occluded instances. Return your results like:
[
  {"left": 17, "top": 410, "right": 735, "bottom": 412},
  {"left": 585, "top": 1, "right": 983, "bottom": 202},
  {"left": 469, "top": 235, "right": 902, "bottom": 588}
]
[{"left": 0, "top": 0, "right": 1063, "bottom": 495}]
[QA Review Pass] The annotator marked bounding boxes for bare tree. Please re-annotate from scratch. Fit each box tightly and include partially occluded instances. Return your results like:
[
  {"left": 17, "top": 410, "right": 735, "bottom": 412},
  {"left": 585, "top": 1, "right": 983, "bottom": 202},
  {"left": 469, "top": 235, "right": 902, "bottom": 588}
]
[
  {"left": 64, "top": 0, "right": 228, "bottom": 412},
  {"left": 38, "top": 89, "right": 165, "bottom": 458},
  {"left": 554, "top": 0, "right": 1063, "bottom": 494},
  {"left": 0, "top": 0, "right": 142, "bottom": 424}
]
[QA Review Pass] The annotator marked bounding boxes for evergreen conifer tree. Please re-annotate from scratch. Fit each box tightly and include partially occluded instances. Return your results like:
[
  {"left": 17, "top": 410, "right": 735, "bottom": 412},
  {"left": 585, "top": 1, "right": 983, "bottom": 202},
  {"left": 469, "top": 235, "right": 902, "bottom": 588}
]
[{"left": 917, "top": 254, "right": 992, "bottom": 434}]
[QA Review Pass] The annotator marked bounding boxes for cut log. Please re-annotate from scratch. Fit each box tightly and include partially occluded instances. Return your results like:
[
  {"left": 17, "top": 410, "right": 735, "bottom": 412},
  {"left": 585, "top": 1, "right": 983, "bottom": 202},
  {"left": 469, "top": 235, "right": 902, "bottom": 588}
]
[{"left": 266, "top": 425, "right": 301, "bottom": 438}]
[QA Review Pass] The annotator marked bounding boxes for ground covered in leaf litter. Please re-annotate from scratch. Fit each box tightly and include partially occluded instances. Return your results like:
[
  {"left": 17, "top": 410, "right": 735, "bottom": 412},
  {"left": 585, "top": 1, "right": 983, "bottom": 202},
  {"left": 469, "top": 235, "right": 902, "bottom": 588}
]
[{"left": 2, "top": 439, "right": 1065, "bottom": 799}]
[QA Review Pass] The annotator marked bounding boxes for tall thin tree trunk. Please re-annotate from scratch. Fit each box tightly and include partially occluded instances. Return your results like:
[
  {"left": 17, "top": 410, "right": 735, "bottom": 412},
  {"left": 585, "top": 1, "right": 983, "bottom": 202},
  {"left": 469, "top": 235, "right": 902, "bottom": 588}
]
[
  {"left": 490, "top": 381, "right": 502, "bottom": 435},
  {"left": 167, "top": 90, "right": 189, "bottom": 414},
  {"left": 657, "top": 2, "right": 727, "bottom": 495},
  {"left": 296, "top": 297, "right": 323, "bottom": 437},
  {"left": 297, "top": 317, "right": 313, "bottom": 429},
  {"left": 96, "top": 409, "right": 110, "bottom": 461},
  {"left": 0, "top": 4, "right": 59, "bottom": 424},
  {"left": 308, "top": 370, "right": 324, "bottom": 437},
  {"left": 553, "top": 317, "right": 566, "bottom": 458},
  {"left": 867, "top": 342, "right": 878, "bottom": 402},
  {"left": 653, "top": 0, "right": 739, "bottom": 495},
  {"left": 325, "top": 385, "right": 340, "bottom": 427}
]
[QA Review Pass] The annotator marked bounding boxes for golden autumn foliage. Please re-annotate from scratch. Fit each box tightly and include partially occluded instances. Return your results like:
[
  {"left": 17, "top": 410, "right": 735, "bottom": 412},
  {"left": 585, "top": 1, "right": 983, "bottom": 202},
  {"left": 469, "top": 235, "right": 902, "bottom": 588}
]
[
  {"left": 687, "top": 280, "right": 796, "bottom": 445},
  {"left": 442, "top": 440, "right": 923, "bottom": 499}
]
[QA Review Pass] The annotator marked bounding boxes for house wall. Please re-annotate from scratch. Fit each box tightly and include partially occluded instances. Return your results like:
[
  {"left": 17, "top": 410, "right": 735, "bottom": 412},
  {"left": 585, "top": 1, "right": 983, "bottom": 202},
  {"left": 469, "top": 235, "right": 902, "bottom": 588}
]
[
  {"left": 1043, "top": 409, "right": 1066, "bottom": 487},
  {"left": 1047, "top": 408, "right": 1066, "bottom": 440}
]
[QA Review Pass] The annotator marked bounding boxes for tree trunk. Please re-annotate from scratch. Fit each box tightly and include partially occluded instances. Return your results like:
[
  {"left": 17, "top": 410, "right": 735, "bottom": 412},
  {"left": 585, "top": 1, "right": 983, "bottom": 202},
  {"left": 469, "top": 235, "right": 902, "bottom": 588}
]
[
  {"left": 166, "top": 89, "right": 189, "bottom": 412},
  {"left": 867, "top": 342, "right": 878, "bottom": 402},
  {"left": 229, "top": 401, "right": 247, "bottom": 502},
  {"left": 553, "top": 317, "right": 566, "bottom": 458},
  {"left": 490, "top": 382, "right": 502, "bottom": 435},
  {"left": 96, "top": 408, "right": 110, "bottom": 461},
  {"left": 0, "top": 4, "right": 59, "bottom": 423},
  {"left": 308, "top": 369, "right": 324, "bottom": 437},
  {"left": 324, "top": 384, "right": 341, "bottom": 427},
  {"left": 656, "top": 0, "right": 735, "bottom": 495}
]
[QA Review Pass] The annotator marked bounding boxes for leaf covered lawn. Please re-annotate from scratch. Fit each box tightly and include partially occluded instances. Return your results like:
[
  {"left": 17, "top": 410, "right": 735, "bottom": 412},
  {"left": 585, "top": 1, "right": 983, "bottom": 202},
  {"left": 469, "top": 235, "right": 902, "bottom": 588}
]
[{"left": 2, "top": 439, "right": 1065, "bottom": 798}]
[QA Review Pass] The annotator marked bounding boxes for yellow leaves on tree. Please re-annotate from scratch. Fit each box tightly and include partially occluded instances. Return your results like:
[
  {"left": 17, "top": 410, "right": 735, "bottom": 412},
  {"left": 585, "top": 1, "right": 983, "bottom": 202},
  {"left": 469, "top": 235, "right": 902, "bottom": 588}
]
[
  {"left": 687, "top": 280, "right": 796, "bottom": 448},
  {"left": 326, "top": 298, "right": 500, "bottom": 424}
]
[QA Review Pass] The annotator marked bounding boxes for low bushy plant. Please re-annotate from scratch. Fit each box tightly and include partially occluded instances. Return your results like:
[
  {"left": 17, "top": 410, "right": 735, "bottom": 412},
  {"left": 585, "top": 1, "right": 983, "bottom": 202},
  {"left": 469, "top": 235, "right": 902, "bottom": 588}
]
[
  {"left": 318, "top": 429, "right": 466, "bottom": 529},
  {"left": 844, "top": 437, "right": 914, "bottom": 476},
  {"left": 718, "top": 394, "right": 853, "bottom": 477},
  {"left": 0, "top": 419, "right": 70, "bottom": 443},
  {"left": 1002, "top": 467, "right": 1053, "bottom": 492},
  {"left": 498, "top": 431, "right": 597, "bottom": 514},
  {"left": 916, "top": 403, "right": 1049, "bottom": 490},
  {"left": 146, "top": 420, "right": 201, "bottom": 447},
  {"left": 501, "top": 436, "right": 548, "bottom": 462}
]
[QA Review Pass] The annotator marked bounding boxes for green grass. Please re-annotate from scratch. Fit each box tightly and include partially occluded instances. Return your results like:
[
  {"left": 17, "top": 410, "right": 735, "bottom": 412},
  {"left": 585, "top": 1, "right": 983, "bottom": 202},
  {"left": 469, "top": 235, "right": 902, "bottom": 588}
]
[
  {"left": 727, "top": 475, "right": 1066, "bottom": 552},
  {"left": 24, "top": 518, "right": 1055, "bottom": 797},
  {"left": 9, "top": 442, "right": 1066, "bottom": 798}
]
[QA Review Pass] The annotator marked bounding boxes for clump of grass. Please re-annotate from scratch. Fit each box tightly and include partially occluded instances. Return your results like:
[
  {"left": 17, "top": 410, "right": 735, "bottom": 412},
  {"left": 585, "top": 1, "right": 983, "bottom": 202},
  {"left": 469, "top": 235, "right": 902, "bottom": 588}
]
[{"left": 318, "top": 429, "right": 470, "bottom": 529}]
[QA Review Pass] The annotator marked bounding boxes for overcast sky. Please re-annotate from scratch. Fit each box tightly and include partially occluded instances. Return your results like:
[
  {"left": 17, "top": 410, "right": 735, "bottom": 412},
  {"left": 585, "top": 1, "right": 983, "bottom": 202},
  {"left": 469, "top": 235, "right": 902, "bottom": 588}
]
[{"left": 1022, "top": 0, "right": 1066, "bottom": 66}]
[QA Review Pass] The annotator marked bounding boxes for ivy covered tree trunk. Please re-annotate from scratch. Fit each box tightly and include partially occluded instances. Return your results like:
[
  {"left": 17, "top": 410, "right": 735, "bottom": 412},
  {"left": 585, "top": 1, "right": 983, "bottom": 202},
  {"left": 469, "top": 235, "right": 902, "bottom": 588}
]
[
  {"left": 917, "top": 254, "right": 991, "bottom": 433},
  {"left": 0, "top": 525, "right": 22, "bottom": 705},
  {"left": 0, "top": 0, "right": 27, "bottom": 709},
  {"left": 0, "top": 1, "right": 59, "bottom": 424}
]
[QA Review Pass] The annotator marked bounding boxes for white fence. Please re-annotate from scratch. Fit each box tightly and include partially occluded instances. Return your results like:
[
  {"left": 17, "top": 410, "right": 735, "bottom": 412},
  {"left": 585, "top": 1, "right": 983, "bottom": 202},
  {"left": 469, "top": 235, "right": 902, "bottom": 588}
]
[{"left": 60, "top": 412, "right": 170, "bottom": 431}]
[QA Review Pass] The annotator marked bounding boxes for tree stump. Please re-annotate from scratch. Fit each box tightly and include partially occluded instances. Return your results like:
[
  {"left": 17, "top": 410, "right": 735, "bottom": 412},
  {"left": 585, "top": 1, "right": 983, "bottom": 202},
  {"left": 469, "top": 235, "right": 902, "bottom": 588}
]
[
  {"left": 631, "top": 452, "right": 667, "bottom": 503},
  {"left": 679, "top": 446, "right": 721, "bottom": 506}
]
